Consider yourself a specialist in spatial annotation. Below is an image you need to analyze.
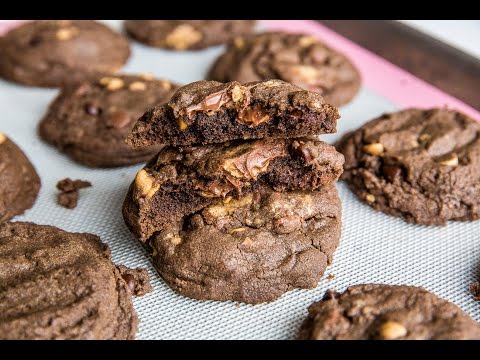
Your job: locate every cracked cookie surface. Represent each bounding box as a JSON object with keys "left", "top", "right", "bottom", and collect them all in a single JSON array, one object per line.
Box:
[
  {"left": 122, "top": 137, "right": 344, "bottom": 242},
  {"left": 0, "top": 222, "right": 150, "bottom": 339},
  {"left": 208, "top": 32, "right": 361, "bottom": 107},
  {"left": 336, "top": 108, "right": 480, "bottom": 225},
  {"left": 150, "top": 184, "right": 341, "bottom": 304},
  {"left": 124, "top": 20, "right": 256, "bottom": 50},
  {"left": 0, "top": 20, "right": 130, "bottom": 87},
  {"left": 127, "top": 79, "right": 339, "bottom": 147},
  {"left": 39, "top": 74, "right": 177, "bottom": 167},
  {"left": 299, "top": 284, "right": 480, "bottom": 340},
  {"left": 0, "top": 133, "right": 40, "bottom": 222}
]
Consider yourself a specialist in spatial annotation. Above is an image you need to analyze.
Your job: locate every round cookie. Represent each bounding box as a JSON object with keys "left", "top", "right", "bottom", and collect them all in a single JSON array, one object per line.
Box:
[
  {"left": 39, "top": 74, "right": 178, "bottom": 167},
  {"left": 149, "top": 184, "right": 342, "bottom": 304},
  {"left": 0, "top": 133, "right": 40, "bottom": 222},
  {"left": 0, "top": 20, "right": 130, "bottom": 87},
  {"left": 0, "top": 222, "right": 150, "bottom": 340},
  {"left": 336, "top": 108, "right": 480, "bottom": 225},
  {"left": 299, "top": 284, "right": 480, "bottom": 340},
  {"left": 124, "top": 20, "right": 256, "bottom": 50},
  {"left": 208, "top": 32, "right": 361, "bottom": 107}
]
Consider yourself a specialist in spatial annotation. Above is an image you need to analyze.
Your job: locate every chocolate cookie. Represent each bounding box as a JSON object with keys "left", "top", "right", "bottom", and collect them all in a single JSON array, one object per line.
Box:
[
  {"left": 208, "top": 32, "right": 361, "bottom": 107},
  {"left": 39, "top": 74, "right": 177, "bottom": 167},
  {"left": 299, "top": 284, "right": 480, "bottom": 340},
  {"left": 0, "top": 222, "right": 151, "bottom": 340},
  {"left": 123, "top": 137, "right": 344, "bottom": 241},
  {"left": 337, "top": 108, "right": 480, "bottom": 225},
  {"left": 124, "top": 20, "right": 256, "bottom": 50},
  {"left": 0, "top": 20, "right": 130, "bottom": 87},
  {"left": 150, "top": 184, "right": 341, "bottom": 304},
  {"left": 0, "top": 133, "right": 40, "bottom": 222},
  {"left": 128, "top": 79, "right": 339, "bottom": 148}
]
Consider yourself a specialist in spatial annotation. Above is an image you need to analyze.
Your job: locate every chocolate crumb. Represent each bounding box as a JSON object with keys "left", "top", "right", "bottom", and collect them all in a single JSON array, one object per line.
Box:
[
  {"left": 56, "top": 178, "right": 92, "bottom": 209},
  {"left": 470, "top": 282, "right": 480, "bottom": 301},
  {"left": 117, "top": 265, "right": 153, "bottom": 296}
]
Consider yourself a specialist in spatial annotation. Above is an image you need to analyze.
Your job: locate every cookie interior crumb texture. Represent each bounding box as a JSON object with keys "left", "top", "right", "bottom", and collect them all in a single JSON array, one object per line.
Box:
[
  {"left": 128, "top": 79, "right": 339, "bottom": 148},
  {"left": 122, "top": 137, "right": 344, "bottom": 242}
]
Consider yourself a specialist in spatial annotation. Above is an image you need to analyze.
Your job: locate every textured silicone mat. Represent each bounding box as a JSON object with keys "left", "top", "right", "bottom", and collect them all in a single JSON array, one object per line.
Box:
[{"left": 0, "top": 20, "right": 479, "bottom": 340}]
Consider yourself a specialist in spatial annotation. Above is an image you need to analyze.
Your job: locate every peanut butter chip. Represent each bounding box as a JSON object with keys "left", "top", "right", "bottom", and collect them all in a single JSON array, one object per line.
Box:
[
  {"left": 439, "top": 153, "right": 459, "bottom": 166},
  {"left": 419, "top": 133, "right": 431, "bottom": 143},
  {"left": 363, "top": 143, "right": 384, "bottom": 156},
  {"left": 231, "top": 85, "right": 245, "bottom": 104},
  {"left": 298, "top": 36, "right": 318, "bottom": 47},
  {"left": 165, "top": 233, "right": 182, "bottom": 245},
  {"left": 165, "top": 24, "right": 202, "bottom": 50},
  {"left": 160, "top": 81, "right": 172, "bottom": 90},
  {"left": 378, "top": 321, "right": 407, "bottom": 340},
  {"left": 178, "top": 118, "right": 189, "bottom": 131},
  {"left": 229, "top": 227, "right": 247, "bottom": 234},
  {"left": 99, "top": 77, "right": 124, "bottom": 91},
  {"left": 56, "top": 27, "right": 79, "bottom": 41},
  {"left": 365, "top": 194, "right": 376, "bottom": 203},
  {"left": 135, "top": 169, "right": 160, "bottom": 199},
  {"left": 0, "top": 132, "right": 6, "bottom": 144},
  {"left": 139, "top": 73, "right": 154, "bottom": 81},
  {"left": 129, "top": 81, "right": 146, "bottom": 91},
  {"left": 233, "top": 37, "right": 245, "bottom": 48}
]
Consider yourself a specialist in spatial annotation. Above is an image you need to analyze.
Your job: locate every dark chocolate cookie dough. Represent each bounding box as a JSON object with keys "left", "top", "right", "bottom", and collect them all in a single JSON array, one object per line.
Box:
[
  {"left": 0, "top": 222, "right": 151, "bottom": 340},
  {"left": 336, "top": 108, "right": 480, "bottom": 225},
  {"left": 128, "top": 79, "right": 339, "bottom": 148},
  {"left": 0, "top": 133, "right": 40, "bottom": 222},
  {"left": 123, "top": 137, "right": 344, "bottom": 241},
  {"left": 150, "top": 184, "right": 341, "bottom": 304},
  {"left": 0, "top": 20, "right": 130, "bottom": 87},
  {"left": 39, "top": 74, "right": 177, "bottom": 167},
  {"left": 299, "top": 284, "right": 480, "bottom": 340},
  {"left": 208, "top": 32, "right": 361, "bottom": 107},
  {"left": 124, "top": 20, "right": 256, "bottom": 50}
]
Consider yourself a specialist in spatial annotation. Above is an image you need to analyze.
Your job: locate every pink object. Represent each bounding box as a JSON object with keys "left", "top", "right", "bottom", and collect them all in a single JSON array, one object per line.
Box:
[
  {"left": 1, "top": 20, "right": 479, "bottom": 120},
  {"left": 260, "top": 20, "right": 480, "bottom": 120}
]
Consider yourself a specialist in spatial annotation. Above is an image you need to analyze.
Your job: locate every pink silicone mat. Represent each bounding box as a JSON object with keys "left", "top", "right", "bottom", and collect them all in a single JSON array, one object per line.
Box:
[{"left": 0, "top": 20, "right": 478, "bottom": 340}]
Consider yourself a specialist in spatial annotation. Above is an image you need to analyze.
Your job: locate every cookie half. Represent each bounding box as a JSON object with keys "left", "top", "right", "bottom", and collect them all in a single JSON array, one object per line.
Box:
[
  {"left": 0, "top": 133, "right": 40, "bottom": 222},
  {"left": 0, "top": 222, "right": 151, "bottom": 340},
  {"left": 124, "top": 20, "right": 256, "bottom": 50},
  {"left": 299, "top": 284, "right": 480, "bottom": 340},
  {"left": 123, "top": 137, "right": 344, "bottom": 241},
  {"left": 128, "top": 79, "right": 339, "bottom": 147},
  {"left": 336, "top": 108, "right": 480, "bottom": 225},
  {"left": 39, "top": 74, "right": 178, "bottom": 168},
  {"left": 208, "top": 32, "right": 361, "bottom": 107},
  {"left": 0, "top": 20, "right": 130, "bottom": 87},
  {"left": 150, "top": 184, "right": 341, "bottom": 304}
]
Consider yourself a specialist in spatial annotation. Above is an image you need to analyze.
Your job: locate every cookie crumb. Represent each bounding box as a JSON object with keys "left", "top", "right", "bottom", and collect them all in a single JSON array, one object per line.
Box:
[
  {"left": 117, "top": 265, "right": 153, "bottom": 296},
  {"left": 327, "top": 273, "right": 336, "bottom": 281},
  {"left": 56, "top": 178, "right": 92, "bottom": 209},
  {"left": 470, "top": 282, "right": 480, "bottom": 300}
]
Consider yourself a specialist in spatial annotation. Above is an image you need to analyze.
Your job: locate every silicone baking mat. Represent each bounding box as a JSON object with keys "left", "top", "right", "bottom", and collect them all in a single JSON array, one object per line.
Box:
[{"left": 1, "top": 20, "right": 479, "bottom": 340}]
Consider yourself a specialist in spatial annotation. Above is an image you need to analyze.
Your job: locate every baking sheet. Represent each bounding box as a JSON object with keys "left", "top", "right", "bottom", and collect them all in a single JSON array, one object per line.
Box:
[{"left": 0, "top": 20, "right": 478, "bottom": 340}]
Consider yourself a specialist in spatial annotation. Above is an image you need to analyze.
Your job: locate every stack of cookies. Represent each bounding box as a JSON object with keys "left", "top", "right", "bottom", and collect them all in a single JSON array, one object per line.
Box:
[{"left": 122, "top": 79, "right": 345, "bottom": 304}]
